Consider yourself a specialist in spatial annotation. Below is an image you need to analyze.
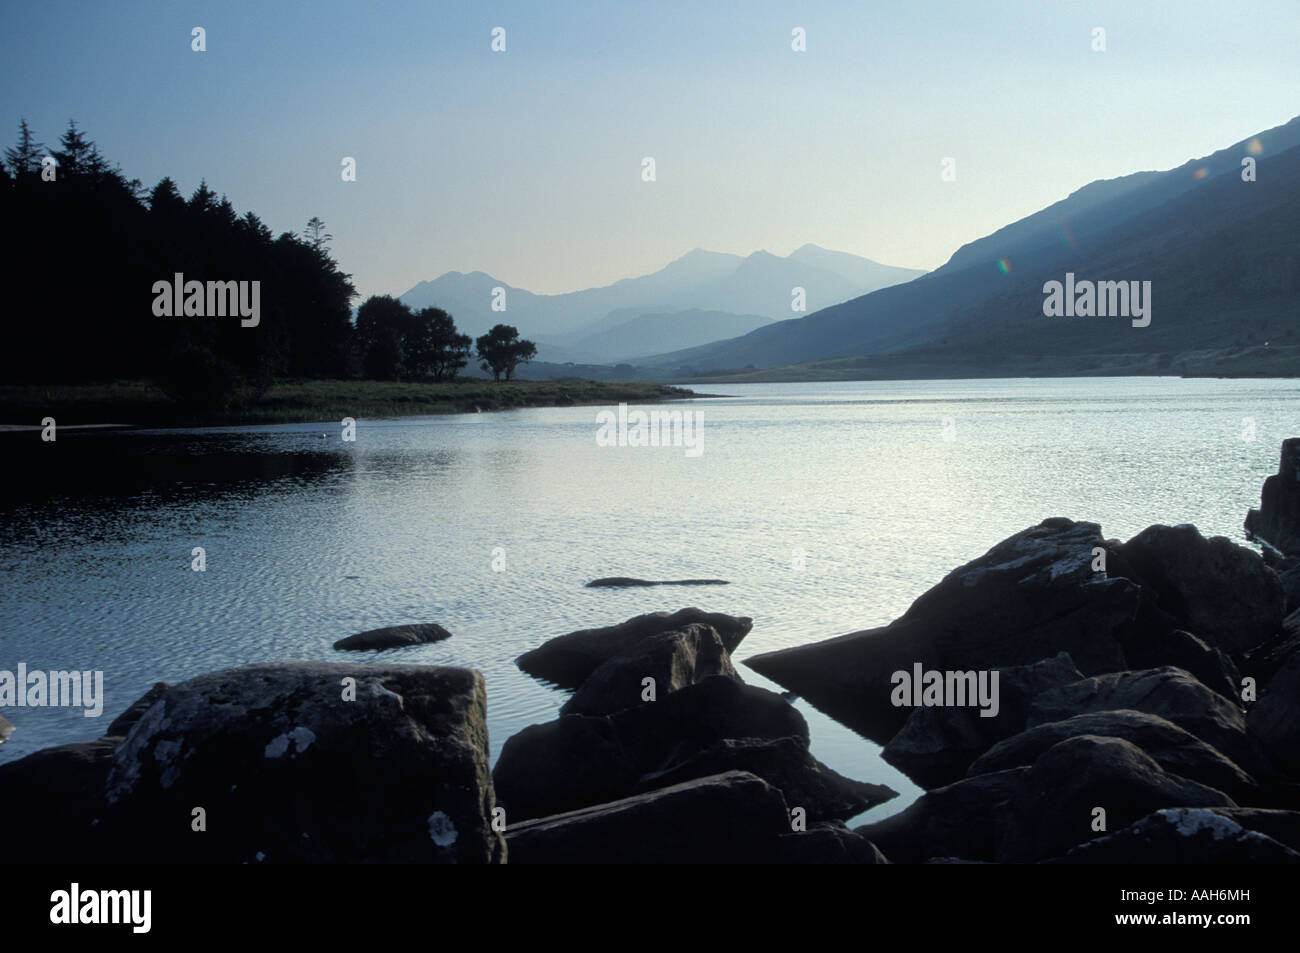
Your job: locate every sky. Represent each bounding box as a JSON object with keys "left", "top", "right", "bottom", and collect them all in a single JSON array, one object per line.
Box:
[{"left": 1, "top": 1, "right": 1296, "bottom": 300}]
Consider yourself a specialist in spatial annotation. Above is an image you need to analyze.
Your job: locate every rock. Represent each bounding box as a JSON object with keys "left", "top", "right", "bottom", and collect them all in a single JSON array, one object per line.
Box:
[
  {"left": 560, "top": 623, "right": 740, "bottom": 716},
  {"left": 1205, "top": 807, "right": 1300, "bottom": 853},
  {"left": 1118, "top": 524, "right": 1283, "bottom": 654},
  {"left": 504, "top": 771, "right": 794, "bottom": 864},
  {"left": 0, "top": 738, "right": 119, "bottom": 862},
  {"left": 1277, "top": 559, "right": 1300, "bottom": 614},
  {"left": 854, "top": 768, "right": 1029, "bottom": 864},
  {"left": 634, "top": 736, "right": 897, "bottom": 821},
  {"left": 105, "top": 681, "right": 171, "bottom": 737},
  {"left": 0, "top": 714, "right": 12, "bottom": 744},
  {"left": 1027, "top": 666, "right": 1265, "bottom": 777},
  {"left": 1245, "top": 437, "right": 1300, "bottom": 557},
  {"left": 494, "top": 675, "right": 809, "bottom": 821},
  {"left": 1053, "top": 808, "right": 1300, "bottom": 864},
  {"left": 586, "top": 577, "right": 729, "bottom": 587},
  {"left": 98, "top": 662, "right": 503, "bottom": 863},
  {"left": 745, "top": 519, "right": 1138, "bottom": 742},
  {"left": 1119, "top": 629, "right": 1241, "bottom": 702},
  {"left": 332, "top": 623, "right": 452, "bottom": 651},
  {"left": 967, "top": 710, "right": 1257, "bottom": 799},
  {"left": 1248, "top": 650, "right": 1300, "bottom": 777},
  {"left": 881, "top": 652, "right": 1083, "bottom": 788},
  {"left": 773, "top": 822, "right": 891, "bottom": 864},
  {"left": 517, "top": 608, "right": 752, "bottom": 689},
  {"left": 997, "top": 735, "right": 1236, "bottom": 863}
]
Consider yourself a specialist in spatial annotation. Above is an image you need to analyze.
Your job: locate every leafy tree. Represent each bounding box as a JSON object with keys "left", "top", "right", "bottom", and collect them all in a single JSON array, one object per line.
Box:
[
  {"left": 476, "top": 324, "right": 537, "bottom": 381},
  {"left": 355, "top": 295, "right": 415, "bottom": 379},
  {"left": 411, "top": 307, "right": 472, "bottom": 380}
]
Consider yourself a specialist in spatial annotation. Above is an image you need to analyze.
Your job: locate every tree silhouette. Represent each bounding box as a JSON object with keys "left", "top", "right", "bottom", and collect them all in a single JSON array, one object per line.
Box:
[{"left": 476, "top": 324, "right": 537, "bottom": 381}]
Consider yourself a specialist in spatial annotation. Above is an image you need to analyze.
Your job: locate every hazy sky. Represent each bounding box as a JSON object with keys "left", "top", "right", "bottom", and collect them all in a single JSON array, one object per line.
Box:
[{"left": 2, "top": 1, "right": 1296, "bottom": 299}]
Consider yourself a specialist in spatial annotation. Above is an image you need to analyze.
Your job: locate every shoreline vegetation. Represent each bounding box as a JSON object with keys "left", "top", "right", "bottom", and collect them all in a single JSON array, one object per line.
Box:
[{"left": 0, "top": 378, "right": 702, "bottom": 430}]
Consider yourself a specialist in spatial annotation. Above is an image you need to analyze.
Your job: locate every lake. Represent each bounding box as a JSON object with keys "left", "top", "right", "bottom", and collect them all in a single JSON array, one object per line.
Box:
[{"left": 2, "top": 376, "right": 1296, "bottom": 824}]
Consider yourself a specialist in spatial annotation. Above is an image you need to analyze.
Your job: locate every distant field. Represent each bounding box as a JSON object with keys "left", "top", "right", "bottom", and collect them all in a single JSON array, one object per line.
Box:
[{"left": 0, "top": 378, "right": 700, "bottom": 428}]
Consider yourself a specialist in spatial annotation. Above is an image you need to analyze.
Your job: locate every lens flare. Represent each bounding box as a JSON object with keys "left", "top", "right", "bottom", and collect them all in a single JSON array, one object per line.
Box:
[{"left": 997, "top": 258, "right": 1012, "bottom": 274}]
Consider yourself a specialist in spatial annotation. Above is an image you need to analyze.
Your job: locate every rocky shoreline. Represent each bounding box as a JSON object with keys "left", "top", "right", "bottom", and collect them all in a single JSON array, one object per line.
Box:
[{"left": 3, "top": 439, "right": 1299, "bottom": 864}]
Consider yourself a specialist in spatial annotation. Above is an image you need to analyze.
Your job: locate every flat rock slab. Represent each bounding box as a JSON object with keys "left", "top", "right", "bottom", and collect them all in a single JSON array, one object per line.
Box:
[
  {"left": 586, "top": 577, "right": 729, "bottom": 587},
  {"left": 517, "top": 607, "right": 752, "bottom": 689},
  {"left": 333, "top": 623, "right": 452, "bottom": 651}
]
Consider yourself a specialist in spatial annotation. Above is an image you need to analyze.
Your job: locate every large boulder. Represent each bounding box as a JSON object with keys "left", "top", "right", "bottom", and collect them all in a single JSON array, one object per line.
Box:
[
  {"left": 332, "top": 623, "right": 452, "bottom": 651},
  {"left": 881, "top": 652, "right": 1083, "bottom": 788},
  {"left": 997, "top": 735, "right": 1236, "bottom": 863},
  {"left": 1118, "top": 524, "right": 1284, "bottom": 654},
  {"left": 1248, "top": 650, "right": 1300, "bottom": 777},
  {"left": 1053, "top": 808, "right": 1300, "bottom": 864},
  {"left": 517, "top": 608, "right": 752, "bottom": 689},
  {"left": 854, "top": 768, "right": 1028, "bottom": 864},
  {"left": 504, "top": 771, "right": 789, "bottom": 863},
  {"left": 100, "top": 662, "right": 503, "bottom": 863},
  {"left": 560, "top": 623, "right": 740, "bottom": 716},
  {"left": 1027, "top": 666, "right": 1265, "bottom": 777},
  {"left": 1245, "top": 437, "right": 1300, "bottom": 557},
  {"left": 968, "top": 710, "right": 1257, "bottom": 800},
  {"left": 505, "top": 770, "right": 888, "bottom": 864},
  {"left": 1120, "top": 628, "right": 1241, "bottom": 702},
  {"left": 633, "top": 735, "right": 896, "bottom": 821},
  {"left": 493, "top": 675, "right": 811, "bottom": 821},
  {"left": 745, "top": 519, "right": 1139, "bottom": 742}
]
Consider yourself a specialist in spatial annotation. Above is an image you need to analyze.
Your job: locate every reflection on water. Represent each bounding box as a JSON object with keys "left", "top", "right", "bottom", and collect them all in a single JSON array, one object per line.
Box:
[{"left": 1, "top": 377, "right": 1297, "bottom": 822}]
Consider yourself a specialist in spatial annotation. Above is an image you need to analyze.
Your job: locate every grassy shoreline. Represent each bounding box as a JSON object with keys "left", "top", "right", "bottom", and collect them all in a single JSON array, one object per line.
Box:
[{"left": 0, "top": 378, "right": 703, "bottom": 429}]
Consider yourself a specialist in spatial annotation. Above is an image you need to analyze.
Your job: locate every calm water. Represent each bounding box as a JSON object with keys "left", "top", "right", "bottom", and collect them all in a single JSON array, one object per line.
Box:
[{"left": 2, "top": 377, "right": 1297, "bottom": 823}]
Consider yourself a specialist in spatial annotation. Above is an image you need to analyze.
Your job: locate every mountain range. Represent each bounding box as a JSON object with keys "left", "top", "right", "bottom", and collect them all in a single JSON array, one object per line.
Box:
[
  {"left": 633, "top": 116, "right": 1300, "bottom": 379},
  {"left": 397, "top": 245, "right": 926, "bottom": 364}
]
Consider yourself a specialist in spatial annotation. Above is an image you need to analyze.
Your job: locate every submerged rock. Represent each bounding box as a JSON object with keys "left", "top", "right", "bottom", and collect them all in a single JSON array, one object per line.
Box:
[
  {"left": 517, "top": 607, "right": 752, "bottom": 689},
  {"left": 332, "top": 622, "right": 452, "bottom": 651},
  {"left": 1245, "top": 437, "right": 1300, "bottom": 558},
  {"left": 586, "top": 577, "right": 729, "bottom": 587},
  {"left": 746, "top": 518, "right": 1138, "bottom": 742}
]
